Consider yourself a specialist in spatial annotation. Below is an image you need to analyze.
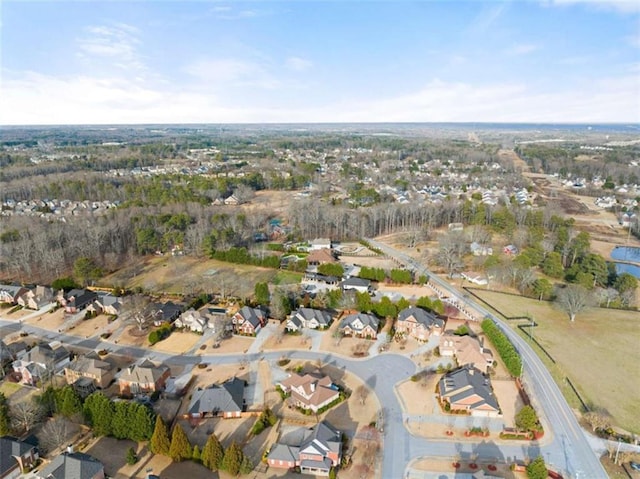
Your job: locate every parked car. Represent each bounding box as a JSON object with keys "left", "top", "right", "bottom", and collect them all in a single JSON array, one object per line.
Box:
[{"left": 630, "top": 461, "right": 640, "bottom": 471}]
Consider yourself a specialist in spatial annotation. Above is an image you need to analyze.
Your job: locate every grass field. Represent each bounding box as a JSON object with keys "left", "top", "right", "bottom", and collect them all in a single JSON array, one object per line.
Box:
[
  {"left": 471, "top": 289, "right": 640, "bottom": 434},
  {"left": 0, "top": 381, "right": 22, "bottom": 397}
]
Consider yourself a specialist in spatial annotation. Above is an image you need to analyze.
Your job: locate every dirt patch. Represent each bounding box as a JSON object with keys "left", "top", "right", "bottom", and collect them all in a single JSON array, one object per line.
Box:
[
  {"left": 24, "top": 308, "right": 67, "bottom": 330},
  {"left": 492, "top": 380, "right": 523, "bottom": 428},
  {"left": 262, "top": 327, "right": 315, "bottom": 351},
  {"left": 67, "top": 314, "right": 117, "bottom": 338},
  {"left": 152, "top": 331, "right": 201, "bottom": 354},
  {"left": 197, "top": 334, "right": 255, "bottom": 355},
  {"left": 376, "top": 283, "right": 432, "bottom": 299},
  {"left": 411, "top": 457, "right": 520, "bottom": 478}
]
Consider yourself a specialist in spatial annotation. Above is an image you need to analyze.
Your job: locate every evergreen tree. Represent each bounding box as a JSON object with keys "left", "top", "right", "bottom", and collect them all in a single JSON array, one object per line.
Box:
[
  {"left": 515, "top": 405, "right": 539, "bottom": 432},
  {"left": 126, "top": 447, "right": 138, "bottom": 465},
  {"left": 130, "top": 403, "right": 155, "bottom": 441},
  {"left": 57, "top": 386, "right": 82, "bottom": 418},
  {"left": 192, "top": 445, "right": 201, "bottom": 462},
  {"left": 526, "top": 456, "right": 547, "bottom": 479},
  {"left": 0, "top": 392, "right": 10, "bottom": 436},
  {"left": 37, "top": 387, "right": 58, "bottom": 417},
  {"left": 221, "top": 441, "right": 243, "bottom": 476},
  {"left": 149, "top": 416, "right": 171, "bottom": 456},
  {"left": 169, "top": 423, "right": 192, "bottom": 462},
  {"left": 112, "top": 401, "right": 131, "bottom": 439},
  {"left": 83, "top": 392, "right": 114, "bottom": 436},
  {"left": 239, "top": 454, "right": 253, "bottom": 474},
  {"left": 201, "top": 433, "right": 224, "bottom": 471}
]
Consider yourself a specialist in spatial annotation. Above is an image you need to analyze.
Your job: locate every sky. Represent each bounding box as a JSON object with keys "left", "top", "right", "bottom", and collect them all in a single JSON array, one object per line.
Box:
[{"left": 1, "top": 0, "right": 639, "bottom": 125}]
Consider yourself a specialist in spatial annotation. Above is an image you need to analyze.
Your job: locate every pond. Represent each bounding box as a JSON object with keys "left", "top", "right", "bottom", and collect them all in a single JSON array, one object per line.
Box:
[{"left": 611, "top": 246, "right": 640, "bottom": 262}]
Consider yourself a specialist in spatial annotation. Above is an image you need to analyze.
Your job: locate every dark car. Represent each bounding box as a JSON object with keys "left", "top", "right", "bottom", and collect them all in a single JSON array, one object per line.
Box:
[{"left": 630, "top": 461, "right": 640, "bottom": 471}]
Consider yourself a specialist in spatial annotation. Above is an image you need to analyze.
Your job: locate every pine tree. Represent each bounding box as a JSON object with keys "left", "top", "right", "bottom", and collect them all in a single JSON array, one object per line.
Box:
[
  {"left": 149, "top": 416, "right": 171, "bottom": 456},
  {"left": 130, "top": 403, "right": 155, "bottom": 441},
  {"left": 169, "top": 423, "right": 192, "bottom": 462},
  {"left": 57, "top": 386, "right": 82, "bottom": 418},
  {"left": 526, "top": 456, "right": 547, "bottom": 479},
  {"left": 192, "top": 445, "right": 201, "bottom": 462},
  {"left": 83, "top": 392, "right": 114, "bottom": 436},
  {"left": 221, "top": 441, "right": 243, "bottom": 476},
  {"left": 201, "top": 433, "right": 224, "bottom": 471},
  {"left": 0, "top": 393, "right": 10, "bottom": 436},
  {"left": 112, "top": 401, "right": 131, "bottom": 439}
]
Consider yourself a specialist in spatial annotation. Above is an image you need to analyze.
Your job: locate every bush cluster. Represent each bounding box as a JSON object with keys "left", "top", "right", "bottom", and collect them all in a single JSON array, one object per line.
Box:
[
  {"left": 481, "top": 319, "right": 522, "bottom": 377},
  {"left": 210, "top": 247, "right": 280, "bottom": 268},
  {"left": 149, "top": 324, "right": 172, "bottom": 345}
]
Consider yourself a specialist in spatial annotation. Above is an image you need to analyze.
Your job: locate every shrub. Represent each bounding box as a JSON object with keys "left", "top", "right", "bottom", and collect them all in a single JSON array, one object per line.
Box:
[
  {"left": 481, "top": 319, "right": 522, "bottom": 377},
  {"left": 149, "top": 324, "right": 172, "bottom": 345},
  {"left": 126, "top": 447, "right": 138, "bottom": 465}
]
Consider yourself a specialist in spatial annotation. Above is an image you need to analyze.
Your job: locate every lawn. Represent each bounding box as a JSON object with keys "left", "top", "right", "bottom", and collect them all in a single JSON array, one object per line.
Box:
[
  {"left": 272, "top": 270, "right": 303, "bottom": 285},
  {"left": 471, "top": 289, "right": 640, "bottom": 434},
  {"left": 0, "top": 381, "right": 22, "bottom": 397}
]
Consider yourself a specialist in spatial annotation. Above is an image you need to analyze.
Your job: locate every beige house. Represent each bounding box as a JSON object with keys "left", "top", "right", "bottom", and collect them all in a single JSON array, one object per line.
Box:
[
  {"left": 17, "top": 285, "right": 54, "bottom": 310},
  {"left": 118, "top": 359, "right": 170, "bottom": 397},
  {"left": 277, "top": 372, "right": 340, "bottom": 413},
  {"left": 65, "top": 353, "right": 115, "bottom": 389},
  {"left": 439, "top": 333, "right": 494, "bottom": 373},
  {"left": 395, "top": 306, "right": 445, "bottom": 341}
]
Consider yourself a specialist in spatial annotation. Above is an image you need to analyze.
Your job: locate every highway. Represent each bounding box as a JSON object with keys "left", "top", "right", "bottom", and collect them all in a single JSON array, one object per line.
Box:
[{"left": 366, "top": 238, "right": 609, "bottom": 478}]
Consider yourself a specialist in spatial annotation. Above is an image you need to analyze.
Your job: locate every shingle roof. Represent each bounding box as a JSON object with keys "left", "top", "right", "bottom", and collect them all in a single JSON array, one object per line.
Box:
[
  {"left": 37, "top": 452, "right": 104, "bottom": 479},
  {"left": 339, "top": 313, "right": 379, "bottom": 333},
  {"left": 235, "top": 306, "right": 266, "bottom": 328},
  {"left": 293, "top": 308, "right": 333, "bottom": 327},
  {"left": 397, "top": 307, "right": 444, "bottom": 329},
  {"left": 438, "top": 366, "right": 499, "bottom": 412},
  {"left": 188, "top": 377, "right": 245, "bottom": 415},
  {"left": 119, "top": 360, "right": 169, "bottom": 385},
  {"left": 67, "top": 356, "right": 112, "bottom": 376},
  {"left": 0, "top": 436, "right": 36, "bottom": 477}
]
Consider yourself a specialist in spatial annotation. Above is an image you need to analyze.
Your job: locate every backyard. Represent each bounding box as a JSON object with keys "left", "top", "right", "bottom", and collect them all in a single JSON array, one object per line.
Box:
[{"left": 470, "top": 289, "right": 640, "bottom": 434}]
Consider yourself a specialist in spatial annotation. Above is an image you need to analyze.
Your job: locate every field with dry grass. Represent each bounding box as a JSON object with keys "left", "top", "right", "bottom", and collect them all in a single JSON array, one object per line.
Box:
[{"left": 471, "top": 289, "right": 640, "bottom": 434}]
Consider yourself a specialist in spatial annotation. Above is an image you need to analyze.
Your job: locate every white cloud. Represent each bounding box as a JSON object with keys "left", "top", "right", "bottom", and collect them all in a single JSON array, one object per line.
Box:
[
  {"left": 505, "top": 44, "right": 539, "bottom": 56},
  {"left": 627, "top": 34, "right": 640, "bottom": 48},
  {"left": 1, "top": 69, "right": 638, "bottom": 125},
  {"left": 285, "top": 57, "right": 313, "bottom": 72},
  {"left": 77, "top": 23, "right": 144, "bottom": 71},
  {"left": 185, "top": 58, "right": 281, "bottom": 89}
]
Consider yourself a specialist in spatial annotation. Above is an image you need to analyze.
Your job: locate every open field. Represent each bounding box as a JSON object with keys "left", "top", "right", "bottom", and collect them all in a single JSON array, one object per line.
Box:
[
  {"left": 471, "top": 289, "right": 640, "bottom": 434},
  {"left": 152, "top": 331, "right": 201, "bottom": 354},
  {"left": 67, "top": 314, "right": 116, "bottom": 338},
  {"left": 24, "top": 308, "right": 67, "bottom": 330},
  {"left": 0, "top": 381, "right": 22, "bottom": 397}
]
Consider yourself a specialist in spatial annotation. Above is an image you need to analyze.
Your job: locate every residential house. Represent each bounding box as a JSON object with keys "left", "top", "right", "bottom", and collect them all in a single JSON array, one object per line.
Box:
[
  {"left": 469, "top": 242, "right": 493, "bottom": 257},
  {"left": 13, "top": 342, "right": 71, "bottom": 386},
  {"left": 174, "top": 309, "right": 211, "bottom": 333},
  {"left": 0, "top": 436, "right": 39, "bottom": 479},
  {"left": 87, "top": 292, "right": 123, "bottom": 316},
  {"left": 302, "top": 273, "right": 340, "bottom": 288},
  {"left": 340, "top": 277, "right": 372, "bottom": 294},
  {"left": 60, "top": 289, "right": 98, "bottom": 313},
  {"left": 187, "top": 377, "right": 245, "bottom": 418},
  {"left": 65, "top": 352, "right": 115, "bottom": 389},
  {"left": 339, "top": 313, "right": 379, "bottom": 339},
  {"left": 306, "top": 248, "right": 337, "bottom": 268},
  {"left": 118, "top": 359, "right": 170, "bottom": 397},
  {"left": 437, "top": 366, "right": 501, "bottom": 417},
  {"left": 395, "top": 307, "right": 445, "bottom": 341},
  {"left": 502, "top": 245, "right": 518, "bottom": 256},
  {"left": 37, "top": 450, "right": 105, "bottom": 479},
  {"left": 0, "top": 285, "right": 28, "bottom": 305},
  {"left": 309, "top": 238, "right": 332, "bottom": 251},
  {"left": 286, "top": 308, "right": 334, "bottom": 332},
  {"left": 17, "top": 285, "right": 54, "bottom": 310},
  {"left": 267, "top": 421, "right": 342, "bottom": 476},
  {"left": 232, "top": 306, "right": 267, "bottom": 335},
  {"left": 277, "top": 372, "right": 339, "bottom": 413},
  {"left": 439, "top": 334, "right": 494, "bottom": 373},
  {"left": 150, "top": 301, "right": 184, "bottom": 327}
]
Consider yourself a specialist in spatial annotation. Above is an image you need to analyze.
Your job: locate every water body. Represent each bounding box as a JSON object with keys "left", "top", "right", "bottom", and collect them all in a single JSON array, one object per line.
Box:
[{"left": 610, "top": 246, "right": 640, "bottom": 278}]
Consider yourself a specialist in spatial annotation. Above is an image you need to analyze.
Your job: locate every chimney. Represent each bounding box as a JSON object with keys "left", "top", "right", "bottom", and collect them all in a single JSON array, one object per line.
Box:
[
  {"left": 66, "top": 444, "right": 74, "bottom": 454},
  {"left": 469, "top": 368, "right": 474, "bottom": 376}
]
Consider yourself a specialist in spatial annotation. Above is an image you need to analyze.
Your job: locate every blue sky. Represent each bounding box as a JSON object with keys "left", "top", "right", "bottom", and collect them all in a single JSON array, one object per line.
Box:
[{"left": 1, "top": 0, "right": 639, "bottom": 124}]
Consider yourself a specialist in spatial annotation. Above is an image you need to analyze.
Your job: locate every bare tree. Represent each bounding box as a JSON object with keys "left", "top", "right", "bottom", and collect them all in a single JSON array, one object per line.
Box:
[
  {"left": 583, "top": 410, "right": 611, "bottom": 432},
  {"left": 332, "top": 328, "right": 344, "bottom": 346},
  {"left": 598, "top": 288, "right": 619, "bottom": 308},
  {"left": 356, "top": 384, "right": 369, "bottom": 405},
  {"left": 434, "top": 231, "right": 465, "bottom": 278},
  {"left": 121, "top": 294, "right": 153, "bottom": 332},
  {"left": 39, "top": 416, "right": 78, "bottom": 454},
  {"left": 555, "top": 284, "right": 593, "bottom": 322},
  {"left": 11, "top": 399, "right": 44, "bottom": 433}
]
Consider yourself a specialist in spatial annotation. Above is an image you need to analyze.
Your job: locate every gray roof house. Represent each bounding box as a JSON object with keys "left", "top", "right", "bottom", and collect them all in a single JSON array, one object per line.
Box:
[
  {"left": 267, "top": 421, "right": 342, "bottom": 476},
  {"left": 37, "top": 451, "right": 105, "bottom": 479},
  {"left": 437, "top": 366, "right": 501, "bottom": 417},
  {"left": 340, "top": 277, "right": 371, "bottom": 293},
  {"left": 13, "top": 342, "right": 71, "bottom": 386},
  {"left": 0, "top": 284, "right": 28, "bottom": 304},
  {"left": 0, "top": 436, "right": 39, "bottom": 479},
  {"left": 286, "top": 308, "right": 334, "bottom": 332},
  {"left": 187, "top": 377, "right": 246, "bottom": 418},
  {"left": 339, "top": 313, "right": 379, "bottom": 339},
  {"left": 232, "top": 306, "right": 267, "bottom": 335}
]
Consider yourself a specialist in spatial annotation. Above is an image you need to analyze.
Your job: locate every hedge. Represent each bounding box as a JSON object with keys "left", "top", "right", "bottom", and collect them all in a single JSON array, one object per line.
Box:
[
  {"left": 481, "top": 319, "right": 522, "bottom": 377},
  {"left": 210, "top": 247, "right": 280, "bottom": 269}
]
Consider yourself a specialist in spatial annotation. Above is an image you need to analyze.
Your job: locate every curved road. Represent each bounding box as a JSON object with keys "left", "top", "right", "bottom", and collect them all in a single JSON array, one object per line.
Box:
[{"left": 366, "top": 238, "right": 608, "bottom": 478}]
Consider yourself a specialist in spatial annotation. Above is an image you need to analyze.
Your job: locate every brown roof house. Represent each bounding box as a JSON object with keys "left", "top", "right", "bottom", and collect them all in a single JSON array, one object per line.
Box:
[
  {"left": 17, "top": 285, "right": 54, "bottom": 310},
  {"left": 118, "top": 359, "right": 170, "bottom": 397},
  {"left": 277, "top": 372, "right": 340, "bottom": 413},
  {"left": 232, "top": 306, "right": 267, "bottom": 335},
  {"left": 267, "top": 421, "right": 342, "bottom": 476},
  {"left": 65, "top": 352, "right": 115, "bottom": 390},
  {"left": 437, "top": 366, "right": 501, "bottom": 417},
  {"left": 339, "top": 312, "right": 379, "bottom": 339},
  {"left": 60, "top": 289, "right": 98, "bottom": 313},
  {"left": 0, "top": 285, "right": 28, "bottom": 305},
  {"left": 187, "top": 377, "right": 245, "bottom": 419},
  {"left": 0, "top": 436, "right": 39, "bottom": 478},
  {"left": 306, "top": 248, "right": 337, "bottom": 271},
  {"left": 395, "top": 306, "right": 445, "bottom": 341},
  {"left": 439, "top": 333, "right": 494, "bottom": 373},
  {"left": 36, "top": 447, "right": 104, "bottom": 479}
]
